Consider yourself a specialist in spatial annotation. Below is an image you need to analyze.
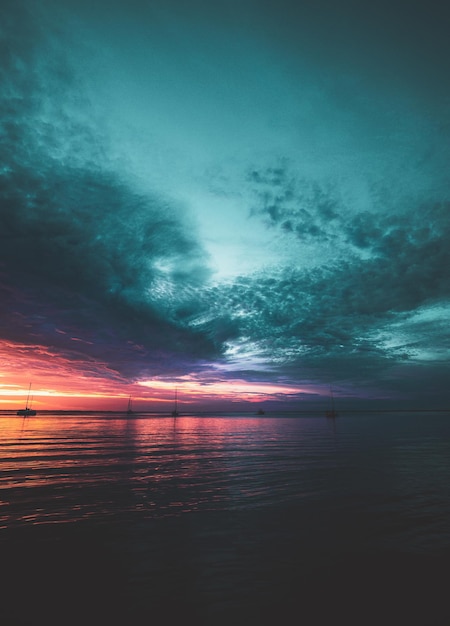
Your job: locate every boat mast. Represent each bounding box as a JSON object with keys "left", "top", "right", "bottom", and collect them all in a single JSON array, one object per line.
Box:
[
  {"left": 171, "top": 387, "right": 179, "bottom": 417},
  {"left": 126, "top": 395, "right": 134, "bottom": 414},
  {"left": 25, "top": 382, "right": 32, "bottom": 410}
]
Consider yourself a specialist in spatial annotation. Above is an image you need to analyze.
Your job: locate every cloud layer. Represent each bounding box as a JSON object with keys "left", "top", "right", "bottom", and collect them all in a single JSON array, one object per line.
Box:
[{"left": 2, "top": 0, "right": 450, "bottom": 407}]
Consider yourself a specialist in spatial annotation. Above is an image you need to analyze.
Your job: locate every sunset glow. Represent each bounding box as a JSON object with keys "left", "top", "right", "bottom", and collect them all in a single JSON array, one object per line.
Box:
[{"left": 2, "top": 361, "right": 317, "bottom": 414}]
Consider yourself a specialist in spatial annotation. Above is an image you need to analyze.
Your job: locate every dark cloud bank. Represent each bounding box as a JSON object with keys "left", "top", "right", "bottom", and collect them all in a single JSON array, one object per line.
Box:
[{"left": 0, "top": 1, "right": 217, "bottom": 380}]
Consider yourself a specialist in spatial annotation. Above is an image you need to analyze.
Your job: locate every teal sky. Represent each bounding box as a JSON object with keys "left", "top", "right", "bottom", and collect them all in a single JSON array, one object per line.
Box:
[{"left": 1, "top": 0, "right": 450, "bottom": 409}]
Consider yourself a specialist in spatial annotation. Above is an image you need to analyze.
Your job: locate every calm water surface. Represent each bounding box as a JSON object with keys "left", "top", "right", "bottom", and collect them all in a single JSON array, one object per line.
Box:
[{"left": 1, "top": 412, "right": 450, "bottom": 625}]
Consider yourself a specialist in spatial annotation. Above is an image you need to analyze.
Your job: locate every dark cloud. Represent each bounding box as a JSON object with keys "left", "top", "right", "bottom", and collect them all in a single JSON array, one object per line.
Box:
[
  {"left": 0, "top": 2, "right": 220, "bottom": 380},
  {"left": 248, "top": 166, "right": 342, "bottom": 243},
  {"left": 198, "top": 194, "right": 450, "bottom": 392}
]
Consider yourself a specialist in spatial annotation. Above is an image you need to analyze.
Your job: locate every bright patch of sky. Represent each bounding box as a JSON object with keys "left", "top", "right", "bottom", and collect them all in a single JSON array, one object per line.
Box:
[{"left": 372, "top": 303, "right": 450, "bottom": 362}]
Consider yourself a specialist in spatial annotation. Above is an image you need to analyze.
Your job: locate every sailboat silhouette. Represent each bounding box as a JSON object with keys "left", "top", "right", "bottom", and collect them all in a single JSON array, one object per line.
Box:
[
  {"left": 126, "top": 395, "right": 134, "bottom": 415},
  {"left": 17, "top": 383, "right": 37, "bottom": 416},
  {"left": 171, "top": 388, "right": 179, "bottom": 417},
  {"left": 325, "top": 387, "right": 338, "bottom": 418}
]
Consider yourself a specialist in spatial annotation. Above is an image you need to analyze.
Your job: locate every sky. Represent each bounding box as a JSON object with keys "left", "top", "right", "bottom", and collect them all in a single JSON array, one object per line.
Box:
[{"left": 1, "top": 0, "right": 450, "bottom": 412}]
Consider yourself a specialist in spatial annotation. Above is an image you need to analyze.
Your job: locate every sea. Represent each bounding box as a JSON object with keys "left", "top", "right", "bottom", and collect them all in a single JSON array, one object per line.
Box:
[{"left": 1, "top": 411, "right": 450, "bottom": 626}]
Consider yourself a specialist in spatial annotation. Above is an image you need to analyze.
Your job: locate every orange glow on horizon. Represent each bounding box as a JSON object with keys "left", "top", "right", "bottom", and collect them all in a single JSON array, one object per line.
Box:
[{"left": 0, "top": 340, "right": 323, "bottom": 411}]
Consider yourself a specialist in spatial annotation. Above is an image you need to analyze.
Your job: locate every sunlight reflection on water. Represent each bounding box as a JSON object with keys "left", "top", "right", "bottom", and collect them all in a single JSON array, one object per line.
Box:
[
  {"left": 1, "top": 412, "right": 450, "bottom": 553},
  {"left": 2, "top": 413, "right": 450, "bottom": 625}
]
